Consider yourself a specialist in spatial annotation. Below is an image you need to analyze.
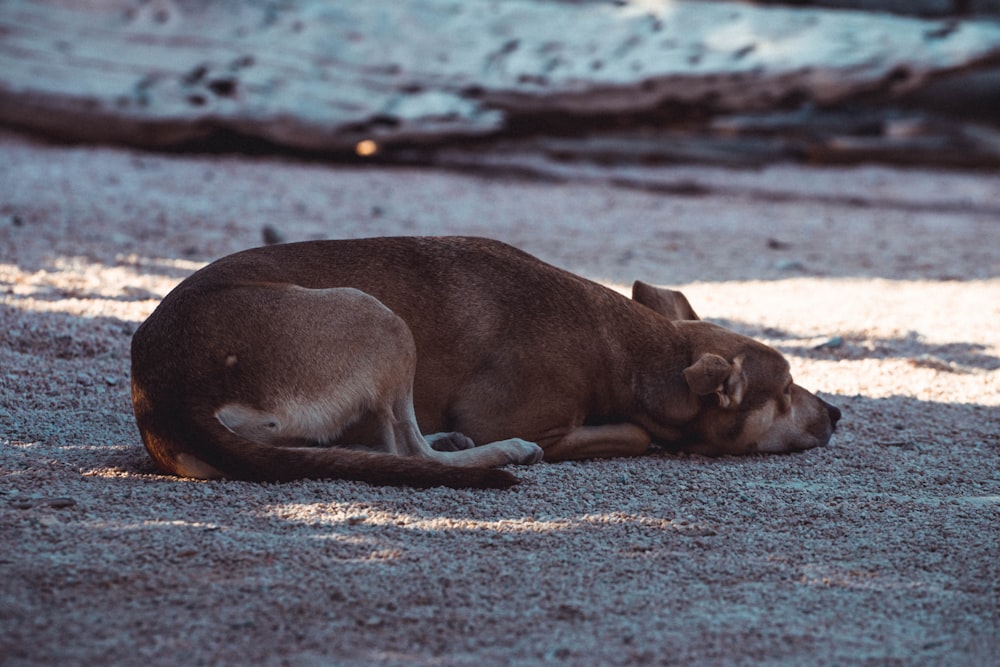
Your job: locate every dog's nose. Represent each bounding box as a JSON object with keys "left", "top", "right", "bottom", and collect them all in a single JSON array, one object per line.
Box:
[{"left": 825, "top": 402, "right": 842, "bottom": 429}]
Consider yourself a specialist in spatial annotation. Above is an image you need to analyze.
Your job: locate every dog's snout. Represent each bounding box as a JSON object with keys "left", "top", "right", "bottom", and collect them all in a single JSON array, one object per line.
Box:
[{"left": 825, "top": 401, "right": 842, "bottom": 429}]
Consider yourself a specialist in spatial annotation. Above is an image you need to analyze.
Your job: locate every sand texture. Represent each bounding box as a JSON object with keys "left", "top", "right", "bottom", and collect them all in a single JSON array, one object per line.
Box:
[{"left": 1, "top": 129, "right": 998, "bottom": 665}]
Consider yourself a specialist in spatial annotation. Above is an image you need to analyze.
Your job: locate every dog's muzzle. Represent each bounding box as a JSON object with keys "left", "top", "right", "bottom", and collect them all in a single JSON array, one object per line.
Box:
[{"left": 823, "top": 400, "right": 842, "bottom": 430}]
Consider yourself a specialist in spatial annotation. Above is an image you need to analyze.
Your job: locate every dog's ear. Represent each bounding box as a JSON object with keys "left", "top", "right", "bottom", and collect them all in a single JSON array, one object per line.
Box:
[
  {"left": 683, "top": 354, "right": 746, "bottom": 408},
  {"left": 632, "top": 281, "right": 700, "bottom": 321}
]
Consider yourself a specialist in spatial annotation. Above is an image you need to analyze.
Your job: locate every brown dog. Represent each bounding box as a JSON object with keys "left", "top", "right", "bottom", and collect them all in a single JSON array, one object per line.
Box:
[{"left": 131, "top": 236, "right": 840, "bottom": 488}]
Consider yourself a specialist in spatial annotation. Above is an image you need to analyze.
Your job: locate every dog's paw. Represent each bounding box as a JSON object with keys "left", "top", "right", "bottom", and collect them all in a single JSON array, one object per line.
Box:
[
  {"left": 505, "top": 439, "right": 544, "bottom": 466},
  {"left": 426, "top": 432, "right": 477, "bottom": 452}
]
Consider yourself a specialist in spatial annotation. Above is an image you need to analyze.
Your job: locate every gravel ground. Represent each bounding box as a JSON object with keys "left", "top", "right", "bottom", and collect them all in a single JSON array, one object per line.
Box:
[{"left": 1, "top": 129, "right": 998, "bottom": 666}]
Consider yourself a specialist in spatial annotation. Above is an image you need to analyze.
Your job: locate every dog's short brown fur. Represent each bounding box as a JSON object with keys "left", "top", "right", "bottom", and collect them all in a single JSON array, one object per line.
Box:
[{"left": 131, "top": 236, "right": 840, "bottom": 488}]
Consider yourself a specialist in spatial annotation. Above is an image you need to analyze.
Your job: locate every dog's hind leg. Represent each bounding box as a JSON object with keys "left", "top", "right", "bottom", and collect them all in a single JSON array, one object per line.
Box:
[
  {"left": 211, "top": 286, "right": 416, "bottom": 453},
  {"left": 383, "top": 389, "right": 543, "bottom": 467},
  {"left": 213, "top": 284, "right": 541, "bottom": 470}
]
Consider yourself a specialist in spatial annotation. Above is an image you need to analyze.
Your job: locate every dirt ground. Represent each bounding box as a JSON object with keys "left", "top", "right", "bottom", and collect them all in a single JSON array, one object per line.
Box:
[{"left": 1, "top": 128, "right": 998, "bottom": 666}]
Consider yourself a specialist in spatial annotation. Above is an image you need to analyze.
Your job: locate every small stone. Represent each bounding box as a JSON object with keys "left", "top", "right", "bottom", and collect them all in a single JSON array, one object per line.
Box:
[
  {"left": 262, "top": 224, "right": 286, "bottom": 245},
  {"left": 347, "top": 514, "right": 369, "bottom": 525},
  {"left": 104, "top": 375, "right": 119, "bottom": 386},
  {"left": 775, "top": 259, "right": 806, "bottom": 272},
  {"left": 814, "top": 335, "right": 844, "bottom": 350}
]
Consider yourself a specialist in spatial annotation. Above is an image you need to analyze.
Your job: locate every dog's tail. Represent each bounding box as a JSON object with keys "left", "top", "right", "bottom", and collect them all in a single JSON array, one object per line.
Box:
[
  {"left": 220, "top": 440, "right": 522, "bottom": 489},
  {"left": 138, "top": 417, "right": 520, "bottom": 489}
]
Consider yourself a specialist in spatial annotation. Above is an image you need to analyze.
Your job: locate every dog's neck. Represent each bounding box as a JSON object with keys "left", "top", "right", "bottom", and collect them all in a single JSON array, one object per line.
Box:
[{"left": 594, "top": 304, "right": 702, "bottom": 434}]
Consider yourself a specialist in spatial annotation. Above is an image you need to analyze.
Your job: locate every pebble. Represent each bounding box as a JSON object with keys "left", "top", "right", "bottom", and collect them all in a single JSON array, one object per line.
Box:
[
  {"left": 775, "top": 258, "right": 806, "bottom": 272},
  {"left": 815, "top": 335, "right": 844, "bottom": 350},
  {"left": 261, "top": 224, "right": 286, "bottom": 245}
]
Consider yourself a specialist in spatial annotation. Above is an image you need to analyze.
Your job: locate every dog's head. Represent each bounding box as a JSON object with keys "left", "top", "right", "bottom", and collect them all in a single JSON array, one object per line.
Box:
[
  {"left": 632, "top": 283, "right": 841, "bottom": 456},
  {"left": 668, "top": 322, "right": 841, "bottom": 455}
]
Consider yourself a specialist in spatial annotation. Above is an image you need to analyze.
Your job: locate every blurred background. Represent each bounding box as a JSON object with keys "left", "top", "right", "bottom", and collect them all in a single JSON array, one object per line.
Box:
[{"left": 1, "top": 0, "right": 998, "bottom": 171}]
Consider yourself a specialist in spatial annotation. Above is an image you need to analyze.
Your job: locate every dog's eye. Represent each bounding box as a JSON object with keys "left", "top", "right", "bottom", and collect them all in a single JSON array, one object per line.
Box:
[{"left": 783, "top": 382, "right": 793, "bottom": 395}]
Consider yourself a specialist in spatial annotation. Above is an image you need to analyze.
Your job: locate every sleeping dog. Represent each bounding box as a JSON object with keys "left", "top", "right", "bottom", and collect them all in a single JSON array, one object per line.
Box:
[{"left": 131, "top": 236, "right": 840, "bottom": 488}]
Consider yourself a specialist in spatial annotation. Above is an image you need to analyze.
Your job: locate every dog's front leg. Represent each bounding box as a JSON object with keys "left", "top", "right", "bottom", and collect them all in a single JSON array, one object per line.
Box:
[
  {"left": 541, "top": 423, "right": 652, "bottom": 462},
  {"left": 424, "top": 432, "right": 477, "bottom": 452}
]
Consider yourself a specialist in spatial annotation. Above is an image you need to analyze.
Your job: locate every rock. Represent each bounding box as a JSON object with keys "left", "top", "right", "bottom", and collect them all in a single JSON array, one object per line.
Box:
[
  {"left": 815, "top": 335, "right": 845, "bottom": 350},
  {"left": 775, "top": 259, "right": 807, "bottom": 272},
  {"left": 1, "top": 1, "right": 999, "bottom": 152},
  {"left": 261, "top": 225, "right": 286, "bottom": 245}
]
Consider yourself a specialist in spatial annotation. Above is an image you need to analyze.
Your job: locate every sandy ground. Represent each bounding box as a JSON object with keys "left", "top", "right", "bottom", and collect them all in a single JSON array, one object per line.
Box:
[{"left": 1, "top": 128, "right": 998, "bottom": 666}]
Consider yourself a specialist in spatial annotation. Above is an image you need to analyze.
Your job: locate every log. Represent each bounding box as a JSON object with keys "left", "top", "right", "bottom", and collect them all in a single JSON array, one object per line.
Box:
[{"left": 1, "top": 0, "right": 999, "bottom": 152}]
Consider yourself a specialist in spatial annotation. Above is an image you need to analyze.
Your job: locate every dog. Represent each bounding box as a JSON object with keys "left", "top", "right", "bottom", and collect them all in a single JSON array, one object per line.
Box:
[{"left": 131, "top": 236, "right": 841, "bottom": 488}]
